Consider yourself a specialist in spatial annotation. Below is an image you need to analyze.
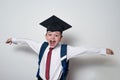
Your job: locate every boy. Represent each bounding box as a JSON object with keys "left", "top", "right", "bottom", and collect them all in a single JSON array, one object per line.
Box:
[{"left": 6, "top": 15, "right": 113, "bottom": 80}]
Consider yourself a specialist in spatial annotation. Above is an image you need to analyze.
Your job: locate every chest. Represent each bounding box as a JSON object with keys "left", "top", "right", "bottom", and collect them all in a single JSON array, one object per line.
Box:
[{"left": 43, "top": 48, "right": 61, "bottom": 64}]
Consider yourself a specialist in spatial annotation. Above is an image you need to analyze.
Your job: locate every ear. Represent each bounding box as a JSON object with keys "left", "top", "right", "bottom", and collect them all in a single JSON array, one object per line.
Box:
[
  {"left": 45, "top": 33, "right": 47, "bottom": 40},
  {"left": 60, "top": 36, "right": 63, "bottom": 41}
]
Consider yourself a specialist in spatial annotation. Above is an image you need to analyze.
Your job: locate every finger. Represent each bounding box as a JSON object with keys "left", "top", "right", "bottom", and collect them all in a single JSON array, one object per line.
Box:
[
  {"left": 6, "top": 39, "right": 12, "bottom": 44},
  {"left": 6, "top": 40, "right": 10, "bottom": 44}
]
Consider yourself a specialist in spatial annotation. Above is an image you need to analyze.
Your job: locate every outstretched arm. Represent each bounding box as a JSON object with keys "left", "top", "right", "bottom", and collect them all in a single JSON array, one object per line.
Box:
[
  {"left": 6, "top": 38, "right": 41, "bottom": 54},
  {"left": 67, "top": 46, "right": 114, "bottom": 59}
]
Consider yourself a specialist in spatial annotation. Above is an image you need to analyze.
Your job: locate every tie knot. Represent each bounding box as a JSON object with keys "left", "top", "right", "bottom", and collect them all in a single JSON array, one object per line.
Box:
[{"left": 49, "top": 48, "right": 53, "bottom": 51}]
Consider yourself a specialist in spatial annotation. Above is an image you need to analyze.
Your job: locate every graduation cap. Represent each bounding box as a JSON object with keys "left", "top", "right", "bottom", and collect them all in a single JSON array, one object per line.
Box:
[{"left": 40, "top": 15, "right": 72, "bottom": 33}]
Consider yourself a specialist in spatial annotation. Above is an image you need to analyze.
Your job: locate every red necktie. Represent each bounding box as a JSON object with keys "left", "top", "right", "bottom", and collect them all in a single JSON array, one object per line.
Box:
[{"left": 45, "top": 48, "right": 53, "bottom": 80}]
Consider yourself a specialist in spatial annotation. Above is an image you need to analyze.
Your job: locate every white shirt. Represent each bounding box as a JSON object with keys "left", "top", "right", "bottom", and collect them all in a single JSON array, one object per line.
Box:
[{"left": 12, "top": 38, "right": 106, "bottom": 80}]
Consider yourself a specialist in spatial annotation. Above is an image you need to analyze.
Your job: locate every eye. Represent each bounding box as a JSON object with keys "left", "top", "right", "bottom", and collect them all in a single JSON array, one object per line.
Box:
[
  {"left": 47, "top": 33, "right": 52, "bottom": 36},
  {"left": 55, "top": 35, "right": 58, "bottom": 37},
  {"left": 55, "top": 34, "right": 60, "bottom": 37}
]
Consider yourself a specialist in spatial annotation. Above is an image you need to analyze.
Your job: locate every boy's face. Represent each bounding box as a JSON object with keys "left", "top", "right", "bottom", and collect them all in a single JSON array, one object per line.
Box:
[{"left": 45, "top": 31, "right": 63, "bottom": 48}]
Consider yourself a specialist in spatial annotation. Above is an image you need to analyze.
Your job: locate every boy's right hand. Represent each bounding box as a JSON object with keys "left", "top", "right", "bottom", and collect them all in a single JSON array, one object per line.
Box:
[{"left": 6, "top": 38, "right": 12, "bottom": 45}]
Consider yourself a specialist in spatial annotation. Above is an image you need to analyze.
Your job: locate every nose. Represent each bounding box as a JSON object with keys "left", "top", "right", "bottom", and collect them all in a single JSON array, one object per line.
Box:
[{"left": 51, "top": 35, "right": 55, "bottom": 39}]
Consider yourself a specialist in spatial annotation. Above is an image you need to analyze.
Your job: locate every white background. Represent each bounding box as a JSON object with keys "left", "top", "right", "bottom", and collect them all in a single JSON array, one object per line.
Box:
[{"left": 0, "top": 0, "right": 120, "bottom": 80}]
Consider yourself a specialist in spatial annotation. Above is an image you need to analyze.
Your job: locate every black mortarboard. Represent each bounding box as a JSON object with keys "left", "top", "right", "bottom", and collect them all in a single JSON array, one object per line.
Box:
[{"left": 40, "top": 15, "right": 72, "bottom": 33}]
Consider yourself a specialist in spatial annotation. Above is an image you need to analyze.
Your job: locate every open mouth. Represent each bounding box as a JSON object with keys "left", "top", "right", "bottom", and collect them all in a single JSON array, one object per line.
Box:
[{"left": 49, "top": 40, "right": 56, "bottom": 46}]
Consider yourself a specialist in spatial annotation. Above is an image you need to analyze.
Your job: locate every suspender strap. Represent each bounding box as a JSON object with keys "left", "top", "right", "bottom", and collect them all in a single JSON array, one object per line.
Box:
[
  {"left": 60, "top": 44, "right": 68, "bottom": 80},
  {"left": 36, "top": 42, "right": 48, "bottom": 77}
]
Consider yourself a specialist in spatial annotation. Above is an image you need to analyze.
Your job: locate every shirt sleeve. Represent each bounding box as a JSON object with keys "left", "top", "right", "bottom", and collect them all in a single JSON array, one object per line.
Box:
[
  {"left": 12, "top": 38, "right": 41, "bottom": 54},
  {"left": 67, "top": 45, "right": 107, "bottom": 59}
]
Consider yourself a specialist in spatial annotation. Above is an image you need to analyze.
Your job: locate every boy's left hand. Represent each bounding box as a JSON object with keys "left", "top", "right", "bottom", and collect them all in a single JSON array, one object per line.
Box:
[{"left": 106, "top": 48, "right": 114, "bottom": 55}]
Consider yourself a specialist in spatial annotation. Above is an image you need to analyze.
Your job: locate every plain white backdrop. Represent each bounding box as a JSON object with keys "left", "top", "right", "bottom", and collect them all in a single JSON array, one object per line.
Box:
[{"left": 0, "top": 0, "right": 120, "bottom": 80}]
